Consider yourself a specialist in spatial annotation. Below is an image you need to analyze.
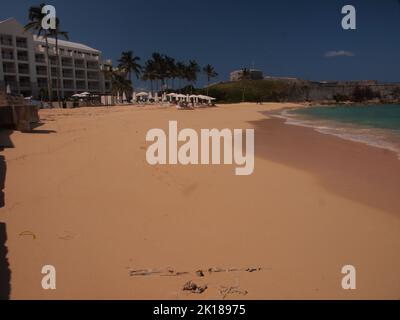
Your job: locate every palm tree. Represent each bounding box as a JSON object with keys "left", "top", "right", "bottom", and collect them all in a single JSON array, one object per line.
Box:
[
  {"left": 150, "top": 52, "right": 166, "bottom": 91},
  {"left": 141, "top": 60, "right": 157, "bottom": 92},
  {"left": 187, "top": 60, "right": 200, "bottom": 94},
  {"left": 203, "top": 64, "right": 218, "bottom": 96},
  {"left": 240, "top": 68, "right": 251, "bottom": 102},
  {"left": 176, "top": 62, "right": 186, "bottom": 92},
  {"left": 118, "top": 51, "right": 141, "bottom": 89},
  {"left": 112, "top": 71, "right": 133, "bottom": 96},
  {"left": 49, "top": 18, "right": 68, "bottom": 108},
  {"left": 164, "top": 55, "right": 176, "bottom": 90},
  {"left": 24, "top": 3, "right": 53, "bottom": 106}
]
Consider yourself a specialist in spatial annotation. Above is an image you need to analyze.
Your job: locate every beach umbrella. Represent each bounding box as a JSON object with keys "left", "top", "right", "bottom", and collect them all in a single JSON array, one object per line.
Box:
[
  {"left": 166, "top": 93, "right": 176, "bottom": 102},
  {"left": 136, "top": 92, "right": 149, "bottom": 97}
]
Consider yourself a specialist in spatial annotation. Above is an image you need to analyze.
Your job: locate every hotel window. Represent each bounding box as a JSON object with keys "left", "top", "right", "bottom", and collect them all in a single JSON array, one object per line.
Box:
[
  {"left": 18, "top": 63, "right": 30, "bottom": 75},
  {"left": 62, "top": 58, "right": 73, "bottom": 67},
  {"left": 3, "top": 62, "right": 16, "bottom": 73},
  {"left": 35, "top": 53, "right": 46, "bottom": 63},
  {"left": 1, "top": 48, "right": 14, "bottom": 60},
  {"left": 76, "top": 80, "right": 86, "bottom": 90},
  {"left": 63, "top": 79, "right": 74, "bottom": 89},
  {"left": 62, "top": 69, "right": 74, "bottom": 78},
  {"left": 17, "top": 50, "right": 29, "bottom": 61},
  {"left": 16, "top": 37, "right": 28, "bottom": 48},
  {"left": 19, "top": 76, "right": 31, "bottom": 88},
  {"left": 0, "top": 34, "right": 13, "bottom": 46},
  {"left": 51, "top": 67, "right": 58, "bottom": 77},
  {"left": 37, "top": 78, "right": 48, "bottom": 88},
  {"left": 36, "top": 66, "right": 48, "bottom": 76},
  {"left": 50, "top": 57, "right": 58, "bottom": 65},
  {"left": 87, "top": 71, "right": 99, "bottom": 80},
  {"left": 75, "top": 70, "right": 86, "bottom": 79}
]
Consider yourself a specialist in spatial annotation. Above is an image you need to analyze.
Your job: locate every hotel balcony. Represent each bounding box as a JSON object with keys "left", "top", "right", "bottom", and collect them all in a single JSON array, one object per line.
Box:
[
  {"left": 87, "top": 62, "right": 99, "bottom": 70},
  {"left": 51, "top": 67, "right": 58, "bottom": 77},
  {"left": 18, "top": 63, "right": 30, "bottom": 75},
  {"left": 76, "top": 80, "right": 86, "bottom": 90},
  {"left": 50, "top": 57, "right": 58, "bottom": 66},
  {"left": 87, "top": 72, "right": 100, "bottom": 80},
  {"left": 36, "top": 66, "right": 48, "bottom": 76},
  {"left": 35, "top": 53, "right": 46, "bottom": 64},
  {"left": 62, "top": 58, "right": 73, "bottom": 67},
  {"left": 62, "top": 69, "right": 74, "bottom": 79},
  {"left": 37, "top": 78, "right": 48, "bottom": 88},
  {"left": 19, "top": 76, "right": 31, "bottom": 89},
  {"left": 86, "top": 53, "right": 100, "bottom": 61},
  {"left": 17, "top": 51, "right": 29, "bottom": 61},
  {"left": 16, "top": 37, "right": 28, "bottom": 49},
  {"left": 63, "top": 80, "right": 74, "bottom": 90},
  {"left": 0, "top": 35, "right": 13, "bottom": 47},
  {"left": 88, "top": 81, "right": 99, "bottom": 90},
  {"left": 1, "top": 49, "right": 14, "bottom": 60},
  {"left": 3, "top": 62, "right": 16, "bottom": 74},
  {"left": 75, "top": 70, "right": 86, "bottom": 79},
  {"left": 74, "top": 59, "right": 85, "bottom": 69}
]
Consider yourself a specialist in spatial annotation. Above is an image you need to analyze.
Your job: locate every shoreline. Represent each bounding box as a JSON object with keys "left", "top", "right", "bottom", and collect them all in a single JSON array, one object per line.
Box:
[
  {"left": 264, "top": 104, "right": 400, "bottom": 161},
  {"left": 1, "top": 103, "right": 400, "bottom": 299}
]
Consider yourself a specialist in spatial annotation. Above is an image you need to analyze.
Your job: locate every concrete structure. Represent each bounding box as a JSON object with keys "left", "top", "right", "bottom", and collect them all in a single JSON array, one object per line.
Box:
[
  {"left": 230, "top": 69, "right": 263, "bottom": 81},
  {"left": 0, "top": 18, "right": 111, "bottom": 99},
  {"left": 265, "top": 76, "right": 303, "bottom": 83}
]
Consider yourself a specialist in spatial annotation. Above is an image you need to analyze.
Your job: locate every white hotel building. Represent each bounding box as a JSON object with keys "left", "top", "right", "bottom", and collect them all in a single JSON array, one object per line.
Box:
[{"left": 0, "top": 18, "right": 111, "bottom": 99}]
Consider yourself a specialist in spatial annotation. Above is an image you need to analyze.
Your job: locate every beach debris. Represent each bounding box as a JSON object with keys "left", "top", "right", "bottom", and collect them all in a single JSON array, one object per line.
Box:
[
  {"left": 18, "top": 231, "right": 36, "bottom": 239},
  {"left": 196, "top": 270, "right": 205, "bottom": 277},
  {"left": 183, "top": 281, "right": 208, "bottom": 294},
  {"left": 245, "top": 267, "right": 262, "bottom": 273},
  {"left": 161, "top": 269, "right": 189, "bottom": 277},
  {"left": 129, "top": 268, "right": 188, "bottom": 277},
  {"left": 208, "top": 267, "right": 264, "bottom": 274},
  {"left": 219, "top": 285, "right": 248, "bottom": 299},
  {"left": 208, "top": 267, "right": 225, "bottom": 274},
  {"left": 128, "top": 266, "right": 266, "bottom": 277},
  {"left": 129, "top": 269, "right": 163, "bottom": 277}
]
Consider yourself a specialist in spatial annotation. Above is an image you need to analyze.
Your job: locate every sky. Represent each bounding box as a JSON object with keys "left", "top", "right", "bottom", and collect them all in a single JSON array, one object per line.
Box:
[{"left": 2, "top": 0, "right": 400, "bottom": 89}]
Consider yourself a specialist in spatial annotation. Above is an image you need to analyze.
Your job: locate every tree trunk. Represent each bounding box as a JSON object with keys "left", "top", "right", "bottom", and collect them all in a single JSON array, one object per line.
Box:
[
  {"left": 55, "top": 34, "right": 62, "bottom": 108},
  {"left": 45, "top": 35, "right": 53, "bottom": 108}
]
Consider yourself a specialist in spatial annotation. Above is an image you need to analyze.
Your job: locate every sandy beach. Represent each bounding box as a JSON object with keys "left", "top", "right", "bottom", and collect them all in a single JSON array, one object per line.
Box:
[{"left": 1, "top": 102, "right": 400, "bottom": 300}]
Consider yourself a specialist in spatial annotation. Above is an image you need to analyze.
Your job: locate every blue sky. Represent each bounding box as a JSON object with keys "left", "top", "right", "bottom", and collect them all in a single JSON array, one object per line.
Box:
[{"left": 2, "top": 0, "right": 400, "bottom": 88}]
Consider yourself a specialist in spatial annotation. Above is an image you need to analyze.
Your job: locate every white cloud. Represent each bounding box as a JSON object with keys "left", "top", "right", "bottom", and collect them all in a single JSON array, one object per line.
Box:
[{"left": 324, "top": 50, "right": 355, "bottom": 58}]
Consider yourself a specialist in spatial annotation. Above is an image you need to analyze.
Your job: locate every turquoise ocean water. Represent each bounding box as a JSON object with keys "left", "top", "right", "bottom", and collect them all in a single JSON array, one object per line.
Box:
[{"left": 276, "top": 105, "right": 400, "bottom": 159}]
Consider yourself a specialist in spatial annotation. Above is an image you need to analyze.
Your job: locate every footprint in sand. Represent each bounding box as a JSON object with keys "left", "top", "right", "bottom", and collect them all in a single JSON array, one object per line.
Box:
[{"left": 58, "top": 231, "right": 78, "bottom": 241}]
